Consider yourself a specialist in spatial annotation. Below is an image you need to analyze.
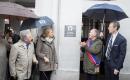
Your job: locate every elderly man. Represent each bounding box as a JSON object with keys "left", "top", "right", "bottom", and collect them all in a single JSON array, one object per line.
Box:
[
  {"left": 81, "top": 29, "right": 103, "bottom": 80},
  {"left": 9, "top": 30, "right": 38, "bottom": 80}
]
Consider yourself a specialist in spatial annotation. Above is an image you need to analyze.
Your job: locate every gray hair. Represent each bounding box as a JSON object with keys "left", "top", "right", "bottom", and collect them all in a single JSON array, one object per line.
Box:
[
  {"left": 95, "top": 29, "right": 100, "bottom": 37},
  {"left": 92, "top": 29, "right": 100, "bottom": 37},
  {"left": 20, "top": 30, "right": 31, "bottom": 41}
]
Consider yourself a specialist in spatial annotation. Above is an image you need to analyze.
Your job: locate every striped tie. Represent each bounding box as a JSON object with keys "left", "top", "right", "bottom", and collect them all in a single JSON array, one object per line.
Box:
[{"left": 106, "top": 36, "right": 113, "bottom": 60}]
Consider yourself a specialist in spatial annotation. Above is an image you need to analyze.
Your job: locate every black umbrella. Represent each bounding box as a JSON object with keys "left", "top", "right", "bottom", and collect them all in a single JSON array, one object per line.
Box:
[
  {"left": 20, "top": 16, "right": 54, "bottom": 31},
  {"left": 83, "top": 3, "right": 128, "bottom": 31},
  {"left": 20, "top": 18, "right": 36, "bottom": 31}
]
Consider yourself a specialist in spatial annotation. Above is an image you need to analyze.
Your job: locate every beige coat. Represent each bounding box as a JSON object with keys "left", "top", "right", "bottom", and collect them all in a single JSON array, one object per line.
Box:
[
  {"left": 9, "top": 40, "right": 37, "bottom": 80},
  {"left": 36, "top": 37, "right": 58, "bottom": 71}
]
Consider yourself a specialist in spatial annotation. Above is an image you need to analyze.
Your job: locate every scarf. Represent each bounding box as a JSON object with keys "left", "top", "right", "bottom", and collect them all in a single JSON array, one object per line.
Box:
[{"left": 45, "top": 37, "right": 54, "bottom": 43}]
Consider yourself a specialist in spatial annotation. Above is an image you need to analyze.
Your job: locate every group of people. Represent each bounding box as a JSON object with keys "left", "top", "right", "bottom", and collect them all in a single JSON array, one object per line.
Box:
[
  {"left": 0, "top": 21, "right": 127, "bottom": 80},
  {"left": 0, "top": 27, "right": 57, "bottom": 80},
  {"left": 80, "top": 21, "right": 127, "bottom": 80}
]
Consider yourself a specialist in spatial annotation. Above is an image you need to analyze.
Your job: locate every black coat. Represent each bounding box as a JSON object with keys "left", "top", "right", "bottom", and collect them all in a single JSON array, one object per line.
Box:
[{"left": 105, "top": 33, "right": 127, "bottom": 70}]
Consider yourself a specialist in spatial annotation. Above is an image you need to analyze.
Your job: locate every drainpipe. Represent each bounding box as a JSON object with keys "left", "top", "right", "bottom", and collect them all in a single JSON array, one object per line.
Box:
[{"left": 57, "top": 0, "right": 61, "bottom": 57}]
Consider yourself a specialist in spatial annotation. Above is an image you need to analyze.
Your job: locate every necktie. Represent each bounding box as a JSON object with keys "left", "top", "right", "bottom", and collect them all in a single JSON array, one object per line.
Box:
[
  {"left": 26, "top": 44, "right": 29, "bottom": 49},
  {"left": 106, "top": 36, "right": 113, "bottom": 60}
]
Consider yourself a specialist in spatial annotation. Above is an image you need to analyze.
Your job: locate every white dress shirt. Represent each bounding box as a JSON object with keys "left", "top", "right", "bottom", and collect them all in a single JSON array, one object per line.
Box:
[{"left": 112, "top": 31, "right": 118, "bottom": 45}]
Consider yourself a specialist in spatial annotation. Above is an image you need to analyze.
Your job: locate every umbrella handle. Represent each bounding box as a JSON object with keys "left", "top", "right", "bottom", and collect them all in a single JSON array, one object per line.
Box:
[
  {"left": 101, "top": 13, "right": 106, "bottom": 32},
  {"left": 101, "top": 9, "right": 106, "bottom": 32}
]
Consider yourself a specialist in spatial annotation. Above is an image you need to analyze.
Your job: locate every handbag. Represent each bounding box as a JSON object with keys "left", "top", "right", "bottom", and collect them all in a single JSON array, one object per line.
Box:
[{"left": 30, "top": 64, "right": 40, "bottom": 80}]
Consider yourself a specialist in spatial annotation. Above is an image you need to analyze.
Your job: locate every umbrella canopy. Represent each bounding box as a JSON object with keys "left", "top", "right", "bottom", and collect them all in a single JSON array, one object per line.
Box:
[
  {"left": 0, "top": 2, "right": 38, "bottom": 19},
  {"left": 35, "top": 16, "right": 54, "bottom": 28},
  {"left": 20, "top": 18, "right": 36, "bottom": 31},
  {"left": 20, "top": 16, "right": 54, "bottom": 31},
  {"left": 83, "top": 3, "right": 128, "bottom": 21}
]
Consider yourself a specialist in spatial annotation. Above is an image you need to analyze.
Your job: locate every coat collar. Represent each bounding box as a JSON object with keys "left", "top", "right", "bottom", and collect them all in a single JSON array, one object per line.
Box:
[
  {"left": 18, "top": 40, "right": 33, "bottom": 49},
  {"left": 40, "top": 36, "right": 54, "bottom": 44},
  {"left": 106, "top": 33, "right": 120, "bottom": 46},
  {"left": 112, "top": 33, "right": 121, "bottom": 46}
]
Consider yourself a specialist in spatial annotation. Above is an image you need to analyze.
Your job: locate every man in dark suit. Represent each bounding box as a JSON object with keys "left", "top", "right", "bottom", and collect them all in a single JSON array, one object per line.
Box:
[{"left": 104, "top": 21, "right": 127, "bottom": 80}]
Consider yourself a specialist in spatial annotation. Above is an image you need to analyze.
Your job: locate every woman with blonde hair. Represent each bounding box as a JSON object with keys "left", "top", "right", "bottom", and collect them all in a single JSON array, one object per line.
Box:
[{"left": 36, "top": 27, "right": 57, "bottom": 80}]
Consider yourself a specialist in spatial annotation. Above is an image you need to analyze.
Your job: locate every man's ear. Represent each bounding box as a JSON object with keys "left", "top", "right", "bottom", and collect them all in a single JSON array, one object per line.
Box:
[{"left": 114, "top": 26, "right": 118, "bottom": 31}]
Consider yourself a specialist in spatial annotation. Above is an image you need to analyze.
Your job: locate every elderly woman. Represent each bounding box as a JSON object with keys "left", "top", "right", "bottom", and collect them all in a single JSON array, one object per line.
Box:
[
  {"left": 9, "top": 30, "right": 38, "bottom": 80},
  {"left": 81, "top": 29, "right": 103, "bottom": 80},
  {"left": 36, "top": 27, "right": 58, "bottom": 80}
]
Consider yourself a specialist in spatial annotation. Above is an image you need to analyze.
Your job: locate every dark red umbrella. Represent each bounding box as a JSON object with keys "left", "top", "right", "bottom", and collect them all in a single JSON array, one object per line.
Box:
[{"left": 0, "top": 2, "right": 38, "bottom": 19}]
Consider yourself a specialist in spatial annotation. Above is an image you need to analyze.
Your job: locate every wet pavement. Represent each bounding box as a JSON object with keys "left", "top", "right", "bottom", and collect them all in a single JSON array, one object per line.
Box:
[{"left": 80, "top": 73, "right": 130, "bottom": 80}]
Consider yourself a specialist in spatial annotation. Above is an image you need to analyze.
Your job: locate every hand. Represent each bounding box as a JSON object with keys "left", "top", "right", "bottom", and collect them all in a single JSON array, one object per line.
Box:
[
  {"left": 114, "top": 69, "right": 119, "bottom": 75},
  {"left": 11, "top": 76, "right": 17, "bottom": 80},
  {"left": 95, "top": 66, "right": 99, "bottom": 73},
  {"left": 100, "top": 32, "right": 104, "bottom": 38},
  {"left": 33, "top": 60, "right": 38, "bottom": 64},
  {"left": 80, "top": 42, "right": 86, "bottom": 47},
  {"left": 44, "top": 57, "right": 49, "bottom": 63},
  {"left": 55, "top": 63, "right": 58, "bottom": 69},
  {"left": 8, "top": 37, "right": 13, "bottom": 44}
]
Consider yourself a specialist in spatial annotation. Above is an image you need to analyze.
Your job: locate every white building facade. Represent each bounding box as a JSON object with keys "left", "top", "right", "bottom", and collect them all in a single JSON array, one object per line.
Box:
[{"left": 34, "top": 0, "right": 130, "bottom": 80}]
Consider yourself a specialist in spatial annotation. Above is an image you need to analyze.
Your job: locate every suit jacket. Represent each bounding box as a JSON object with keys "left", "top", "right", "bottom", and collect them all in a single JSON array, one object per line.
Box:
[{"left": 105, "top": 33, "right": 127, "bottom": 70}]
